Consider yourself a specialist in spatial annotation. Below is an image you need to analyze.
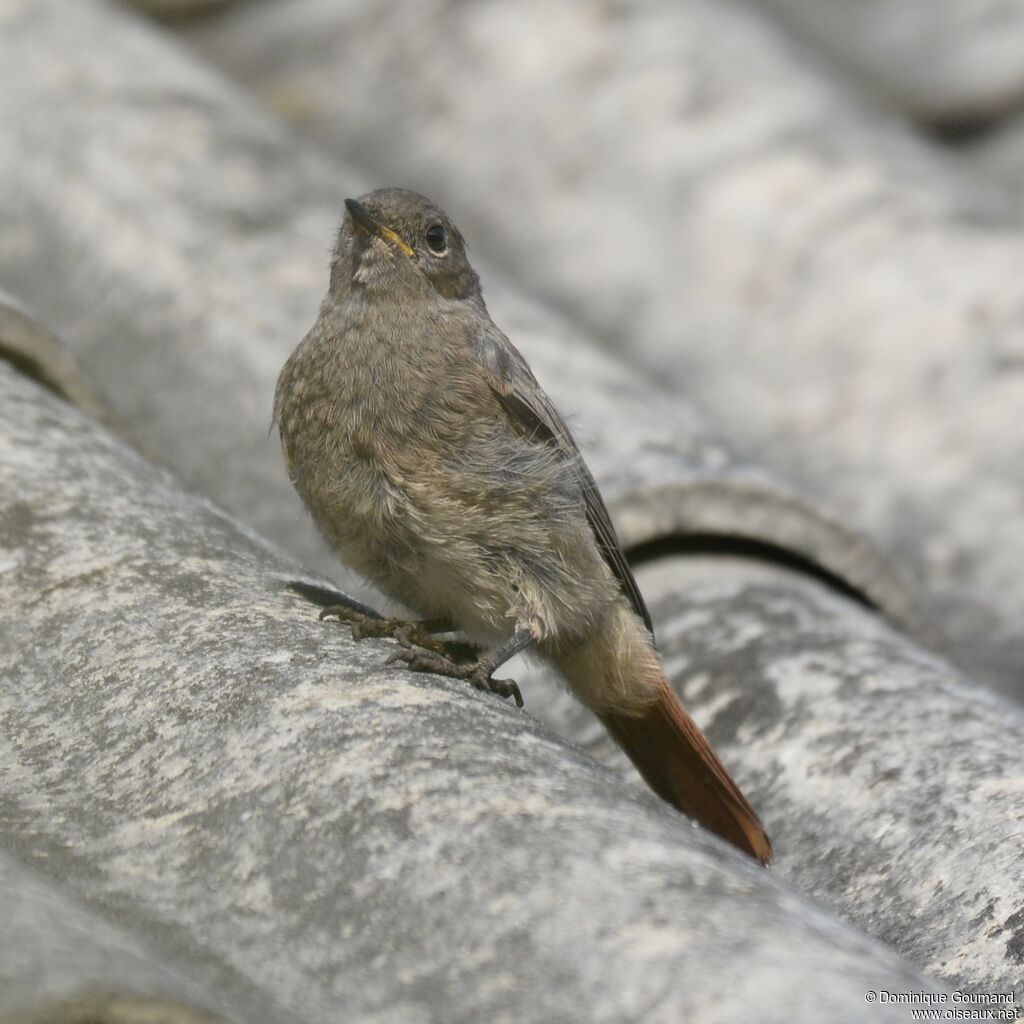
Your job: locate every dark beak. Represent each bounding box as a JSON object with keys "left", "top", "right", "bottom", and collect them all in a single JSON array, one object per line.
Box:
[
  {"left": 345, "top": 198, "right": 380, "bottom": 235},
  {"left": 344, "top": 198, "right": 415, "bottom": 257}
]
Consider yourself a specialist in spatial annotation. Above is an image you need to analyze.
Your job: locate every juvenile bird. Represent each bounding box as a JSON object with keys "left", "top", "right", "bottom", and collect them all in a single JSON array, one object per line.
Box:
[{"left": 274, "top": 188, "right": 772, "bottom": 864}]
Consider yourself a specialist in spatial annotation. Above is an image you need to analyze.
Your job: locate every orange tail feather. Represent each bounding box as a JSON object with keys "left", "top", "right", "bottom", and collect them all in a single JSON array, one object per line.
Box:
[{"left": 599, "top": 679, "right": 773, "bottom": 864}]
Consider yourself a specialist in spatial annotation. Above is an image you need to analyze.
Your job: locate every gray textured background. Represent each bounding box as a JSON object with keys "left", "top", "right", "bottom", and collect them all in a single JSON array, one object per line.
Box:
[{"left": 2, "top": 0, "right": 1024, "bottom": 1020}]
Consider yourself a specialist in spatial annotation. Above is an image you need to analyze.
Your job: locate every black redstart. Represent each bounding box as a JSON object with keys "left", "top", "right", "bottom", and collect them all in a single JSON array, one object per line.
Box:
[{"left": 274, "top": 188, "right": 771, "bottom": 863}]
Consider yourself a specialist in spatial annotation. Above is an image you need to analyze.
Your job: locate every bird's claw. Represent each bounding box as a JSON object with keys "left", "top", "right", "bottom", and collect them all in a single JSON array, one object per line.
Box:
[
  {"left": 470, "top": 667, "right": 524, "bottom": 708},
  {"left": 386, "top": 646, "right": 524, "bottom": 708},
  {"left": 319, "top": 605, "right": 514, "bottom": 703},
  {"left": 318, "top": 604, "right": 373, "bottom": 626},
  {"left": 320, "top": 606, "right": 451, "bottom": 656}
]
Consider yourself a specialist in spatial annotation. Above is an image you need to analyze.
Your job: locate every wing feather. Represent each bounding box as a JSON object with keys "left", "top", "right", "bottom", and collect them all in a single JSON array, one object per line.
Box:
[{"left": 474, "top": 327, "right": 654, "bottom": 637}]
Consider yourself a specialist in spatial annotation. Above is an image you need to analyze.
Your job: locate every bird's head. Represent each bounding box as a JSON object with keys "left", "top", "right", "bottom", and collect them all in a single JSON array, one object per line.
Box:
[{"left": 331, "top": 188, "right": 480, "bottom": 303}]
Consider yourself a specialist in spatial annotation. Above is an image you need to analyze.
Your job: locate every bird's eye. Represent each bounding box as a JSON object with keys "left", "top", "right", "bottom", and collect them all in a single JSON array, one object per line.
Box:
[{"left": 425, "top": 223, "right": 448, "bottom": 256}]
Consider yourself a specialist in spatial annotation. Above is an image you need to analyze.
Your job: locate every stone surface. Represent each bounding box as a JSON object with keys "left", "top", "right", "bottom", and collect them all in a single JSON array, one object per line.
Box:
[
  {"left": 0, "top": 854, "right": 228, "bottom": 1024},
  {"left": 0, "top": 289, "right": 107, "bottom": 422},
  {"left": 526, "top": 554, "right": 1024, "bottom": 999},
  {"left": 747, "top": 0, "right": 1024, "bottom": 124},
  {"left": 961, "top": 113, "right": 1024, "bottom": 209},
  {"left": 0, "top": 362, "right": 946, "bottom": 1023},
  {"left": 181, "top": 0, "right": 1024, "bottom": 701},
  {"left": 122, "top": 0, "right": 236, "bottom": 18}
]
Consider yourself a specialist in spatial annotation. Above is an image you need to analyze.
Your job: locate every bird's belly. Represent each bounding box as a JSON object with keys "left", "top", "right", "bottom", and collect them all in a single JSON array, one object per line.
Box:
[
  {"left": 314, "top": 457, "right": 517, "bottom": 642},
  {"left": 306, "top": 427, "right": 612, "bottom": 646}
]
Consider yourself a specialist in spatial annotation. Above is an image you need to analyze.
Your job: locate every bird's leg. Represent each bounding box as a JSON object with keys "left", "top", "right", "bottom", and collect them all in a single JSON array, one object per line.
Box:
[{"left": 386, "top": 629, "right": 533, "bottom": 708}]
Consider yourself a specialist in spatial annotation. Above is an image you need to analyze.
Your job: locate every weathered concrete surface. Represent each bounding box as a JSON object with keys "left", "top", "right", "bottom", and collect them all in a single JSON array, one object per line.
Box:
[
  {"left": 181, "top": 0, "right": 1024, "bottom": 702},
  {"left": 0, "top": 289, "right": 107, "bottom": 421},
  {"left": 122, "top": 0, "right": 235, "bottom": 18},
  {"left": 523, "top": 553, "right": 1024, "bottom": 999},
  {"left": 0, "top": 0, "right": 336, "bottom": 586},
  {"left": 0, "top": 0, "right": 910, "bottom": 627},
  {"left": 0, "top": 854, "right": 229, "bottom": 1024},
  {"left": 746, "top": 0, "right": 1024, "bottom": 124},
  {"left": 0, "top": 362, "right": 948, "bottom": 1023},
  {"left": 961, "top": 113, "right": 1024, "bottom": 209},
  {"left": 2, "top": 2, "right": 1021, "bottom": 1005}
]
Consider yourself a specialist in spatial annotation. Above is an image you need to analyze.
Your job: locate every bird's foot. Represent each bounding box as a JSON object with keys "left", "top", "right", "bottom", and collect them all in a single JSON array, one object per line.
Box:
[
  {"left": 385, "top": 646, "right": 524, "bottom": 708},
  {"left": 318, "top": 606, "right": 483, "bottom": 667},
  {"left": 318, "top": 605, "right": 454, "bottom": 657}
]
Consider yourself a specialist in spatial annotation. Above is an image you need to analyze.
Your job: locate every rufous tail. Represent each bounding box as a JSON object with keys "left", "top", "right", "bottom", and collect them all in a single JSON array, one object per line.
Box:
[
  {"left": 598, "top": 679, "right": 772, "bottom": 863},
  {"left": 554, "top": 607, "right": 773, "bottom": 864}
]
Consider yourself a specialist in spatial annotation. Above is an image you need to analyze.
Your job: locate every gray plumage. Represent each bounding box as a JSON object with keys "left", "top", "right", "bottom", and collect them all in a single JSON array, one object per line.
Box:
[{"left": 274, "top": 188, "right": 771, "bottom": 862}]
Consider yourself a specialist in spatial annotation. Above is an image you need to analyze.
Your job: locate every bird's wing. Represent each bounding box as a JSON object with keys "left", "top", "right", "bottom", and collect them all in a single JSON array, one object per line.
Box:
[{"left": 474, "top": 325, "right": 654, "bottom": 637}]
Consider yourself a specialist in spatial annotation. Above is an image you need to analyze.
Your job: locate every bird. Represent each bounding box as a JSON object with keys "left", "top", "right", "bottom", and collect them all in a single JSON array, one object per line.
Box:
[{"left": 273, "top": 188, "right": 772, "bottom": 864}]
